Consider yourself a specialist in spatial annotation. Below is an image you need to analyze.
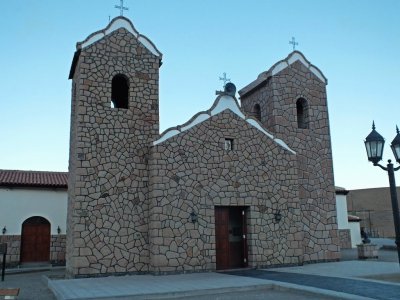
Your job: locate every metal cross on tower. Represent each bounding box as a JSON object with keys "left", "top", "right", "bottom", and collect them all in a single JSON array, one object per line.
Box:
[
  {"left": 289, "top": 37, "right": 298, "bottom": 51},
  {"left": 219, "top": 72, "right": 231, "bottom": 88},
  {"left": 115, "top": 0, "right": 129, "bottom": 16}
]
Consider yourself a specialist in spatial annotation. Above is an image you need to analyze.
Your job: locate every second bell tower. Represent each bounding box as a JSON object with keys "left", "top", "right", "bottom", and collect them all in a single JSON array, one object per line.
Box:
[{"left": 239, "top": 51, "right": 340, "bottom": 264}]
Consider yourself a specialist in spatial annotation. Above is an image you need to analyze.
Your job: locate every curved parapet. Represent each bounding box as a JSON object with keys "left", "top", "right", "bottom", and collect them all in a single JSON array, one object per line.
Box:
[
  {"left": 77, "top": 16, "right": 162, "bottom": 57},
  {"left": 69, "top": 16, "right": 162, "bottom": 79},
  {"left": 153, "top": 94, "right": 295, "bottom": 154},
  {"left": 239, "top": 51, "right": 327, "bottom": 97}
]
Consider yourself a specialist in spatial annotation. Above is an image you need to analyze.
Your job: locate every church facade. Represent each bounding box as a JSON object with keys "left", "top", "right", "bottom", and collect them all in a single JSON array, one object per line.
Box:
[{"left": 66, "top": 17, "right": 339, "bottom": 278}]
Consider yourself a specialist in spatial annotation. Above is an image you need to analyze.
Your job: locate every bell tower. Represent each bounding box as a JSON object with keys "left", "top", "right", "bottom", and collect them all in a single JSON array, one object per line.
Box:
[
  {"left": 239, "top": 51, "right": 340, "bottom": 263},
  {"left": 67, "top": 17, "right": 162, "bottom": 277}
]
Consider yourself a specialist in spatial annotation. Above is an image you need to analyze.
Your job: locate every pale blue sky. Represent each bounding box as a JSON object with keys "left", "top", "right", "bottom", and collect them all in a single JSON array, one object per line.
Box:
[{"left": 1, "top": 0, "right": 399, "bottom": 190}]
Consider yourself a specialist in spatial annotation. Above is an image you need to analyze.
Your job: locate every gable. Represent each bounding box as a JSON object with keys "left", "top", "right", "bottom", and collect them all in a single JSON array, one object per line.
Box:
[
  {"left": 270, "top": 51, "right": 326, "bottom": 83},
  {"left": 239, "top": 51, "right": 326, "bottom": 97},
  {"left": 153, "top": 94, "right": 295, "bottom": 154},
  {"left": 79, "top": 17, "right": 162, "bottom": 56},
  {"left": 69, "top": 16, "right": 162, "bottom": 79}
]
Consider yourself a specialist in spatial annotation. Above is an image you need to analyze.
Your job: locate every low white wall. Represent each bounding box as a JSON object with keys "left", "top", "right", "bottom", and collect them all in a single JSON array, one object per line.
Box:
[{"left": 0, "top": 187, "right": 67, "bottom": 235}]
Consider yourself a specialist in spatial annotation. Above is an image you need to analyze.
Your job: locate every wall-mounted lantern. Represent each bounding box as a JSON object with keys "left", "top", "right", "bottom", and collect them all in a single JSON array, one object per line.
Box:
[
  {"left": 57, "top": 226, "right": 61, "bottom": 235},
  {"left": 190, "top": 211, "right": 198, "bottom": 223},
  {"left": 2, "top": 226, "right": 6, "bottom": 235},
  {"left": 274, "top": 210, "right": 282, "bottom": 222}
]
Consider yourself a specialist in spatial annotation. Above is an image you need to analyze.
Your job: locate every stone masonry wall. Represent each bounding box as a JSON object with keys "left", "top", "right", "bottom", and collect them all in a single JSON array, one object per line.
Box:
[
  {"left": 269, "top": 61, "right": 339, "bottom": 261},
  {"left": 0, "top": 235, "right": 20, "bottom": 268},
  {"left": 149, "top": 110, "right": 303, "bottom": 273},
  {"left": 50, "top": 235, "right": 66, "bottom": 265},
  {"left": 66, "top": 61, "right": 79, "bottom": 276},
  {"left": 67, "top": 28, "right": 160, "bottom": 277},
  {"left": 241, "top": 79, "right": 275, "bottom": 129},
  {"left": 240, "top": 59, "right": 340, "bottom": 262},
  {"left": 338, "top": 229, "right": 351, "bottom": 249},
  {"left": 0, "top": 235, "right": 65, "bottom": 267}
]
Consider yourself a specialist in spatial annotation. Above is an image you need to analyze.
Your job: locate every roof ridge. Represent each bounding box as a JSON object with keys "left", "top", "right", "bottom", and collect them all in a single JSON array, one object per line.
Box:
[{"left": 0, "top": 169, "right": 68, "bottom": 173}]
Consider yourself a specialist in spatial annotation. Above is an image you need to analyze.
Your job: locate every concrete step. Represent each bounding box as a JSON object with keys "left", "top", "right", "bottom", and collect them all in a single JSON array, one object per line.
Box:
[{"left": 19, "top": 262, "right": 52, "bottom": 268}]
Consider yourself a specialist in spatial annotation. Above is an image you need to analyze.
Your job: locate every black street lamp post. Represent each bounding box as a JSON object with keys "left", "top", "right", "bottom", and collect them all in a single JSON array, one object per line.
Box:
[{"left": 364, "top": 122, "right": 400, "bottom": 265}]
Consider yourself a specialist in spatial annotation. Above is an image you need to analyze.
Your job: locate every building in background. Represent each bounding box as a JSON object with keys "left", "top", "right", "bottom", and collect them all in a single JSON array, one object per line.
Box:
[{"left": 347, "top": 187, "right": 400, "bottom": 238}]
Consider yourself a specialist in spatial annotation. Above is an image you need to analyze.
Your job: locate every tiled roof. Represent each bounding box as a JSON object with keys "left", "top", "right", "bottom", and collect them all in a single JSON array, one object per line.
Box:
[
  {"left": 0, "top": 169, "right": 68, "bottom": 188},
  {"left": 335, "top": 186, "right": 349, "bottom": 195}
]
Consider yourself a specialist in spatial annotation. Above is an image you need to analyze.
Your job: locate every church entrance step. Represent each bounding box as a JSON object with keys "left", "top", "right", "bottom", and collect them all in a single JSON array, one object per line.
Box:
[{"left": 19, "top": 262, "right": 52, "bottom": 269}]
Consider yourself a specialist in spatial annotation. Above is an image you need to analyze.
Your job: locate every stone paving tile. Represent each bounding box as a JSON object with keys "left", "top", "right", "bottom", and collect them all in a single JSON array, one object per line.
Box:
[
  {"left": 49, "top": 272, "right": 271, "bottom": 300},
  {"left": 225, "top": 269, "right": 400, "bottom": 300},
  {"left": 0, "top": 270, "right": 59, "bottom": 300},
  {"left": 268, "top": 260, "right": 400, "bottom": 277}
]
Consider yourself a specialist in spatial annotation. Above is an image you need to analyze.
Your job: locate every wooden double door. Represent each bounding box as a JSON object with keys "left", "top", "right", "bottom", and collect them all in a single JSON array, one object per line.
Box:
[
  {"left": 215, "top": 206, "right": 248, "bottom": 270},
  {"left": 20, "top": 217, "right": 50, "bottom": 263}
]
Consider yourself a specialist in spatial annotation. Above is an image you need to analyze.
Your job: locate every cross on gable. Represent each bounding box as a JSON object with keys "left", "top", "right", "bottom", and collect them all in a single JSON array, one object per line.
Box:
[
  {"left": 115, "top": 0, "right": 129, "bottom": 16},
  {"left": 289, "top": 37, "right": 298, "bottom": 51},
  {"left": 219, "top": 72, "right": 231, "bottom": 88}
]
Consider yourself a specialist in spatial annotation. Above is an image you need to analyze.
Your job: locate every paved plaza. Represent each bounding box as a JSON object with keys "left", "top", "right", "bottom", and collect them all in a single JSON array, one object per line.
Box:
[{"left": 0, "top": 249, "right": 399, "bottom": 299}]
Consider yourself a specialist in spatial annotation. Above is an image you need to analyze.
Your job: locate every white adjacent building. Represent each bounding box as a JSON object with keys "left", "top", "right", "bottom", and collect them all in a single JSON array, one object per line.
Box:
[
  {"left": 0, "top": 170, "right": 67, "bottom": 266},
  {"left": 336, "top": 186, "right": 361, "bottom": 248}
]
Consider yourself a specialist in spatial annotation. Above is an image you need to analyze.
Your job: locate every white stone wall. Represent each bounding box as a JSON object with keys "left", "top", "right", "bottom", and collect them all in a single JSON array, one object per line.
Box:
[
  {"left": 0, "top": 187, "right": 67, "bottom": 235},
  {"left": 349, "top": 222, "right": 362, "bottom": 247},
  {"left": 336, "top": 194, "right": 349, "bottom": 229},
  {"left": 335, "top": 192, "right": 362, "bottom": 248}
]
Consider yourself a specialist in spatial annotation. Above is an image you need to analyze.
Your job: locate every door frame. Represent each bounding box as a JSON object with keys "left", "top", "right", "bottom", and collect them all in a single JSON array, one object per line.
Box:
[
  {"left": 20, "top": 216, "right": 51, "bottom": 263},
  {"left": 215, "top": 206, "right": 248, "bottom": 270}
]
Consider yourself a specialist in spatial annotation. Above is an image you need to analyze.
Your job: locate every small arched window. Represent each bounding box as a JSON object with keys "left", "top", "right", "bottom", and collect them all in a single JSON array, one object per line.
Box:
[
  {"left": 253, "top": 104, "right": 261, "bottom": 121},
  {"left": 111, "top": 74, "right": 129, "bottom": 109},
  {"left": 296, "top": 98, "right": 309, "bottom": 129}
]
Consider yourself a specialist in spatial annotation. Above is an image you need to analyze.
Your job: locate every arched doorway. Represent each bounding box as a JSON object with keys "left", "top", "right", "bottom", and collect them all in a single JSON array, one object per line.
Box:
[{"left": 20, "top": 216, "right": 50, "bottom": 263}]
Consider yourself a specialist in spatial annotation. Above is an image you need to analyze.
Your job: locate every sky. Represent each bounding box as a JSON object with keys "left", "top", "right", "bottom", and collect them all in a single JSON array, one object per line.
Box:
[{"left": 1, "top": 0, "right": 399, "bottom": 190}]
